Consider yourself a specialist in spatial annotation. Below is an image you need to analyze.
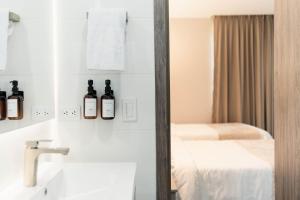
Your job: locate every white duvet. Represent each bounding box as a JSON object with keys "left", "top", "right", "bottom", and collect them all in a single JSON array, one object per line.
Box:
[{"left": 172, "top": 136, "right": 274, "bottom": 200}]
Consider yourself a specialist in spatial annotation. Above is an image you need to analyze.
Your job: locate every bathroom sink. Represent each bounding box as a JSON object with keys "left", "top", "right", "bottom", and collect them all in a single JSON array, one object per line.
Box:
[{"left": 0, "top": 163, "right": 136, "bottom": 200}]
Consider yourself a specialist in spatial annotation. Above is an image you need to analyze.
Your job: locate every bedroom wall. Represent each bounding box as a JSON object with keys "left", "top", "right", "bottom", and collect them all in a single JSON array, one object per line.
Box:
[
  {"left": 170, "top": 0, "right": 274, "bottom": 18},
  {"left": 170, "top": 18, "right": 213, "bottom": 123}
]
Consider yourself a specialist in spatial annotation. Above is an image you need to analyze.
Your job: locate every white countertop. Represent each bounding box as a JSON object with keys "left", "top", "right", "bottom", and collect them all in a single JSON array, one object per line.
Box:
[{"left": 0, "top": 162, "right": 136, "bottom": 200}]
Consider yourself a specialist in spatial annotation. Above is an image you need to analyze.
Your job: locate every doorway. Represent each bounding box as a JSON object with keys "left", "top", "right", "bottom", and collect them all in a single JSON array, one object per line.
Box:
[{"left": 153, "top": 0, "right": 292, "bottom": 200}]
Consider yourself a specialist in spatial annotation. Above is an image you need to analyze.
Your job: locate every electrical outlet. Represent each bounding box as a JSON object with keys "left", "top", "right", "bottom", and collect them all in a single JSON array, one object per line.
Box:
[
  {"left": 32, "top": 106, "right": 51, "bottom": 121},
  {"left": 61, "top": 106, "right": 81, "bottom": 120}
]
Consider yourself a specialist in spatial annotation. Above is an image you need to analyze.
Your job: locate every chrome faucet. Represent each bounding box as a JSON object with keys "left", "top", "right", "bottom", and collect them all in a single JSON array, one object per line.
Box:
[{"left": 24, "top": 140, "right": 70, "bottom": 187}]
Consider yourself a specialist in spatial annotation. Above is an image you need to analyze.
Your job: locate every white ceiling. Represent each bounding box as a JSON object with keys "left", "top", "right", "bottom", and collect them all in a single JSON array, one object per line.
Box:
[{"left": 169, "top": 0, "right": 274, "bottom": 18}]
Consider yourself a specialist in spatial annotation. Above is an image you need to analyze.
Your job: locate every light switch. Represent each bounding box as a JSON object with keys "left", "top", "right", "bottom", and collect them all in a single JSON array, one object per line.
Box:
[{"left": 122, "top": 98, "right": 137, "bottom": 122}]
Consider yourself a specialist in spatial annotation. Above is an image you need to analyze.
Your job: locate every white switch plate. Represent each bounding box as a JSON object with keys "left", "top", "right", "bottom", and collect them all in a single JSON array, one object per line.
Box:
[
  {"left": 122, "top": 98, "right": 137, "bottom": 122},
  {"left": 32, "top": 106, "right": 52, "bottom": 121},
  {"left": 61, "top": 106, "right": 81, "bottom": 120}
]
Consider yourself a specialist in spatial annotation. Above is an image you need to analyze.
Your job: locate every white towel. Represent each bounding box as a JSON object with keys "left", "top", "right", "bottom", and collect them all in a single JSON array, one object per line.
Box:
[
  {"left": 87, "top": 8, "right": 127, "bottom": 71},
  {"left": 0, "top": 9, "right": 9, "bottom": 70}
]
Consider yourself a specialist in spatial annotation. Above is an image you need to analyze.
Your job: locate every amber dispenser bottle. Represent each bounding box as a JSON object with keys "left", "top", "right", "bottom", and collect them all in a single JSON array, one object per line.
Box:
[
  {"left": 101, "top": 80, "right": 115, "bottom": 120},
  {"left": 7, "top": 80, "right": 24, "bottom": 120},
  {"left": 84, "top": 80, "right": 98, "bottom": 119},
  {"left": 0, "top": 90, "right": 7, "bottom": 120}
]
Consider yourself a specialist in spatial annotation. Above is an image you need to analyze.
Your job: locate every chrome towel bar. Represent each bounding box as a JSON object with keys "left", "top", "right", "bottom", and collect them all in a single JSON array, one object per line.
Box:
[{"left": 9, "top": 12, "right": 20, "bottom": 22}]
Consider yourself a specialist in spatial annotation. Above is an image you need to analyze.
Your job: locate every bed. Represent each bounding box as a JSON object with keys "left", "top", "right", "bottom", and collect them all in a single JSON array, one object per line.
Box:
[
  {"left": 171, "top": 123, "right": 272, "bottom": 141},
  {"left": 171, "top": 136, "right": 274, "bottom": 200}
]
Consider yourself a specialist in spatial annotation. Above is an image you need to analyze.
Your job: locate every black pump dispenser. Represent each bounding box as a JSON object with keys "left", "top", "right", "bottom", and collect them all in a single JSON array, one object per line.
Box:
[
  {"left": 84, "top": 80, "right": 98, "bottom": 119},
  {"left": 0, "top": 90, "right": 6, "bottom": 98},
  {"left": 88, "top": 80, "right": 96, "bottom": 95},
  {"left": 11, "top": 80, "right": 19, "bottom": 95},
  {"left": 101, "top": 79, "right": 115, "bottom": 120},
  {"left": 10, "top": 80, "right": 24, "bottom": 99},
  {"left": 105, "top": 80, "right": 112, "bottom": 95}
]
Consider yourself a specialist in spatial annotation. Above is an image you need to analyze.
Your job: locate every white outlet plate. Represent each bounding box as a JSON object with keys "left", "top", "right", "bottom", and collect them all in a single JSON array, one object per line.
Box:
[
  {"left": 32, "top": 106, "right": 51, "bottom": 121},
  {"left": 61, "top": 106, "right": 81, "bottom": 120}
]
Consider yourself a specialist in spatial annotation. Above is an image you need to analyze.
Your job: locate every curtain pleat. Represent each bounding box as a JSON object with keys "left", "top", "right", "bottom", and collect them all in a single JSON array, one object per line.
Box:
[{"left": 212, "top": 15, "right": 274, "bottom": 135}]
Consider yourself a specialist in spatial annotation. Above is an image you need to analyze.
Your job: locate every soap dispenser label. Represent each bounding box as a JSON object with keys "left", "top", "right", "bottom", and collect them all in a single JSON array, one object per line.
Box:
[
  {"left": 7, "top": 99, "right": 18, "bottom": 117},
  {"left": 102, "top": 99, "right": 114, "bottom": 118},
  {"left": 85, "top": 98, "right": 97, "bottom": 117}
]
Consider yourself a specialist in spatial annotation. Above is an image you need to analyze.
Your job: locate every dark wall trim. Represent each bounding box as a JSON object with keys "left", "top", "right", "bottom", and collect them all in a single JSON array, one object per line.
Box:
[{"left": 154, "top": 0, "right": 171, "bottom": 199}]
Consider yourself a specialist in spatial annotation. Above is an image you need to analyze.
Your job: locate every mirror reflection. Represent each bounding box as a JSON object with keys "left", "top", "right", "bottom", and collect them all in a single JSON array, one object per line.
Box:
[{"left": 0, "top": 1, "right": 54, "bottom": 134}]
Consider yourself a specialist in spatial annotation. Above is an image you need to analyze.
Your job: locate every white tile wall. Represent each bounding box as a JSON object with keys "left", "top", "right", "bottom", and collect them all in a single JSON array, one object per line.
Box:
[
  {"left": 0, "top": 0, "right": 51, "bottom": 21},
  {"left": 56, "top": 0, "right": 156, "bottom": 199},
  {"left": 0, "top": 0, "right": 55, "bottom": 133},
  {"left": 0, "top": 0, "right": 156, "bottom": 199},
  {"left": 58, "top": 0, "right": 153, "bottom": 20},
  {"left": 57, "top": 19, "right": 154, "bottom": 75}
]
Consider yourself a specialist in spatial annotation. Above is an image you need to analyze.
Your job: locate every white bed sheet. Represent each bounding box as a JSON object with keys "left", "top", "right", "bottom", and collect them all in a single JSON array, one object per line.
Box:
[{"left": 172, "top": 136, "right": 274, "bottom": 200}]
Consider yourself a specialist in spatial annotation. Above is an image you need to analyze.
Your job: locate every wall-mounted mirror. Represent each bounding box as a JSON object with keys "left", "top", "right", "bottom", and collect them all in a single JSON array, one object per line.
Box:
[{"left": 0, "top": 0, "right": 54, "bottom": 134}]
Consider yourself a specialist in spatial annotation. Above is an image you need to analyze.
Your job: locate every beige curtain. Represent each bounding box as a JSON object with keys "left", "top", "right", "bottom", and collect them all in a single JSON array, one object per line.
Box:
[{"left": 212, "top": 15, "right": 274, "bottom": 135}]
